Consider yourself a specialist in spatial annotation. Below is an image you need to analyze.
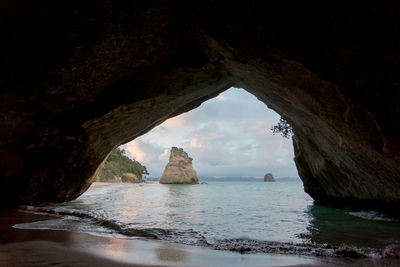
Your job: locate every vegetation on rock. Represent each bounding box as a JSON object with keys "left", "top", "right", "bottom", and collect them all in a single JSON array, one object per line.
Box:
[
  {"left": 271, "top": 118, "right": 293, "bottom": 139},
  {"left": 94, "top": 148, "right": 148, "bottom": 183}
]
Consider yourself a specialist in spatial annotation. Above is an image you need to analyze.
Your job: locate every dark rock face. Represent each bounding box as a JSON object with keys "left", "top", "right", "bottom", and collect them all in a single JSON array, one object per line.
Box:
[
  {"left": 264, "top": 174, "right": 275, "bottom": 182},
  {"left": 0, "top": 1, "right": 399, "bottom": 207}
]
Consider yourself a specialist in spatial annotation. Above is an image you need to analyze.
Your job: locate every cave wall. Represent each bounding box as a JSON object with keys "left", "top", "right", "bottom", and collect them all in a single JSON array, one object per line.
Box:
[{"left": 0, "top": 1, "right": 399, "bottom": 207}]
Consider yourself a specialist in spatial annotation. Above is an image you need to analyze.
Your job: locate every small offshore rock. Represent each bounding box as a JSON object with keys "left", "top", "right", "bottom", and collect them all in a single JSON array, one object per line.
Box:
[{"left": 264, "top": 173, "right": 275, "bottom": 182}]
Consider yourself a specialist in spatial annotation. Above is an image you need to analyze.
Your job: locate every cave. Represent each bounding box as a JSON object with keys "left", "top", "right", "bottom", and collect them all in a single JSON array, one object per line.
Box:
[{"left": 0, "top": 1, "right": 399, "bottom": 208}]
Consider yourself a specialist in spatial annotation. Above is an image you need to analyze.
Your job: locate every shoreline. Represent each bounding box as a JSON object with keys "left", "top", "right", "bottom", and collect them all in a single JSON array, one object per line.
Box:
[
  {"left": 1, "top": 210, "right": 399, "bottom": 266},
  {"left": 0, "top": 182, "right": 400, "bottom": 267},
  {"left": 90, "top": 181, "right": 157, "bottom": 187},
  {"left": 0, "top": 210, "right": 320, "bottom": 266}
]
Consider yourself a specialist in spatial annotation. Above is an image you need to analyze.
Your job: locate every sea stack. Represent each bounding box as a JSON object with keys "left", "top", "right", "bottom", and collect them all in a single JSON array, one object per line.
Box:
[
  {"left": 160, "top": 147, "right": 199, "bottom": 184},
  {"left": 264, "top": 173, "right": 275, "bottom": 182}
]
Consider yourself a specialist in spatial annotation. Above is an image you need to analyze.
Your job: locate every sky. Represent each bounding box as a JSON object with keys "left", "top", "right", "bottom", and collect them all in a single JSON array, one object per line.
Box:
[{"left": 122, "top": 87, "right": 299, "bottom": 178}]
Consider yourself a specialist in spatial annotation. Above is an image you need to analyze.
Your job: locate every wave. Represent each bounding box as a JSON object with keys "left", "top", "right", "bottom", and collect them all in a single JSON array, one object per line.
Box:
[
  {"left": 211, "top": 238, "right": 400, "bottom": 258},
  {"left": 17, "top": 206, "right": 169, "bottom": 239},
  {"left": 17, "top": 206, "right": 400, "bottom": 259},
  {"left": 348, "top": 210, "right": 400, "bottom": 222}
]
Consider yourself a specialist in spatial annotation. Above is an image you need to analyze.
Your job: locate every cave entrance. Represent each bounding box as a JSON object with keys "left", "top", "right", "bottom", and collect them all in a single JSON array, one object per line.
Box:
[
  {"left": 16, "top": 89, "right": 400, "bottom": 260},
  {"left": 98, "top": 87, "right": 299, "bottom": 182},
  {"left": 64, "top": 87, "right": 319, "bottom": 254}
]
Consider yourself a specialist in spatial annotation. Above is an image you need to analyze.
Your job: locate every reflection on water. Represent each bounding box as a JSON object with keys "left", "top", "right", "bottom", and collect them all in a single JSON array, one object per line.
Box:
[
  {"left": 305, "top": 204, "right": 400, "bottom": 248},
  {"left": 15, "top": 181, "right": 400, "bottom": 257},
  {"left": 164, "top": 185, "right": 202, "bottom": 223},
  {"left": 90, "top": 237, "right": 133, "bottom": 260},
  {"left": 166, "top": 184, "right": 195, "bottom": 197},
  {"left": 155, "top": 243, "right": 189, "bottom": 262}
]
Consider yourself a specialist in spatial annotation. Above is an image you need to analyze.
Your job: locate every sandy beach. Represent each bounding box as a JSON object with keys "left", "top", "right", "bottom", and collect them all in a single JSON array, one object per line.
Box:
[
  {"left": 0, "top": 210, "right": 313, "bottom": 266},
  {"left": 0, "top": 209, "right": 398, "bottom": 267}
]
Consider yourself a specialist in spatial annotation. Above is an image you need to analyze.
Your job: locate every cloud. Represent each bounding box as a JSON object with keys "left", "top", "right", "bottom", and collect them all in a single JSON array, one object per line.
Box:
[
  {"left": 125, "top": 139, "right": 170, "bottom": 176},
  {"left": 125, "top": 140, "right": 148, "bottom": 163},
  {"left": 122, "top": 88, "right": 298, "bottom": 178},
  {"left": 189, "top": 135, "right": 203, "bottom": 149},
  {"left": 162, "top": 115, "right": 189, "bottom": 129},
  {"left": 215, "top": 94, "right": 228, "bottom": 101},
  {"left": 158, "top": 148, "right": 169, "bottom": 161},
  {"left": 249, "top": 120, "right": 270, "bottom": 135}
]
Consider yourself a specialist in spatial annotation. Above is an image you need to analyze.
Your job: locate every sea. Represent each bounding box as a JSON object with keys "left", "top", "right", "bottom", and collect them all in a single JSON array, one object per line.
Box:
[{"left": 16, "top": 180, "right": 400, "bottom": 259}]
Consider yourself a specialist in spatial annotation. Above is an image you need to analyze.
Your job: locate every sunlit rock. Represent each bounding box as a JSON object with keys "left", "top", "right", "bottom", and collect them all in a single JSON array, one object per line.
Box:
[{"left": 160, "top": 147, "right": 199, "bottom": 184}]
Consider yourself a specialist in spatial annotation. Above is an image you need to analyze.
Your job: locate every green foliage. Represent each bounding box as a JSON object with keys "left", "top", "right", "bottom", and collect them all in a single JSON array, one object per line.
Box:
[
  {"left": 121, "top": 173, "right": 139, "bottom": 183},
  {"left": 271, "top": 118, "right": 293, "bottom": 139},
  {"left": 95, "top": 148, "right": 149, "bottom": 183}
]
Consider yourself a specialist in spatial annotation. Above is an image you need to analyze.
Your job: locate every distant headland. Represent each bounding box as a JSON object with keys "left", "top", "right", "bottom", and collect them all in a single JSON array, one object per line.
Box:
[{"left": 144, "top": 176, "right": 300, "bottom": 182}]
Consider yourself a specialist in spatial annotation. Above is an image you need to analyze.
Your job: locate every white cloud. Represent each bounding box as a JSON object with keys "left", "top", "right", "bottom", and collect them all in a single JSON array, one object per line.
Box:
[
  {"left": 122, "top": 88, "right": 298, "bottom": 178},
  {"left": 162, "top": 115, "right": 189, "bottom": 129},
  {"left": 158, "top": 148, "right": 169, "bottom": 161},
  {"left": 249, "top": 120, "right": 270, "bottom": 135},
  {"left": 189, "top": 135, "right": 203, "bottom": 149},
  {"left": 125, "top": 140, "right": 148, "bottom": 163},
  {"left": 215, "top": 92, "right": 229, "bottom": 102}
]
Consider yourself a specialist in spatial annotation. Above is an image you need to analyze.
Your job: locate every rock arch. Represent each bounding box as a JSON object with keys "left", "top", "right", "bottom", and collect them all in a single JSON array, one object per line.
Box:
[{"left": 0, "top": 1, "right": 399, "bottom": 207}]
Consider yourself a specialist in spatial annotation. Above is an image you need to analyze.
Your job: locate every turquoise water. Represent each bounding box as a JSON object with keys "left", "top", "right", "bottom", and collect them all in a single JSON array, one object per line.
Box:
[{"left": 17, "top": 181, "right": 400, "bottom": 257}]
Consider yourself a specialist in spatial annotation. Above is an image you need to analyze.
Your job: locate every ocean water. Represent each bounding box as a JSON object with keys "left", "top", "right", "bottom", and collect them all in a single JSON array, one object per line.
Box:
[{"left": 16, "top": 181, "right": 400, "bottom": 258}]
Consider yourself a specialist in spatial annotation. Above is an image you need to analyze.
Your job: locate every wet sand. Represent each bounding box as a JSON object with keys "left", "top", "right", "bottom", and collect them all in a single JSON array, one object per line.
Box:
[
  {"left": 0, "top": 210, "right": 398, "bottom": 267},
  {"left": 0, "top": 210, "right": 155, "bottom": 266}
]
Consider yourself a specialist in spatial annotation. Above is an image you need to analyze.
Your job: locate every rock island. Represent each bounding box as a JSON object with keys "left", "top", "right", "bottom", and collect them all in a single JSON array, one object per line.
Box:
[
  {"left": 160, "top": 147, "right": 199, "bottom": 184},
  {"left": 264, "top": 173, "right": 275, "bottom": 182}
]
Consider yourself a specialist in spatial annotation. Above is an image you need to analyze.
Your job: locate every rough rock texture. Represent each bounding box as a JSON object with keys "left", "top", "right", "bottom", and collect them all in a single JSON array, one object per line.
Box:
[
  {"left": 0, "top": 1, "right": 399, "bottom": 207},
  {"left": 264, "top": 173, "right": 275, "bottom": 182},
  {"left": 160, "top": 148, "right": 198, "bottom": 184}
]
